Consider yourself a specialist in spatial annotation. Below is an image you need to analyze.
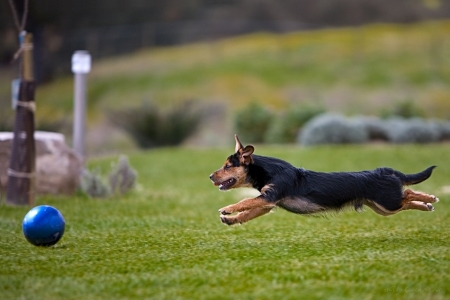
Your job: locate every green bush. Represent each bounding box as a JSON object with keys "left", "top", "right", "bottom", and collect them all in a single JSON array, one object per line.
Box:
[
  {"left": 234, "top": 103, "right": 274, "bottom": 143},
  {"left": 35, "top": 118, "right": 70, "bottom": 134},
  {"left": 0, "top": 98, "right": 13, "bottom": 131},
  {"left": 265, "top": 105, "right": 325, "bottom": 144},
  {"left": 380, "top": 100, "right": 425, "bottom": 119},
  {"left": 0, "top": 100, "right": 68, "bottom": 133},
  {"left": 108, "top": 100, "right": 202, "bottom": 148}
]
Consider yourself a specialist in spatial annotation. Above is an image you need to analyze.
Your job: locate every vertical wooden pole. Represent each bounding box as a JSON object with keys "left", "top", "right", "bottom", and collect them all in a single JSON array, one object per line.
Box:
[
  {"left": 6, "top": 32, "right": 36, "bottom": 206},
  {"left": 22, "top": 34, "right": 34, "bottom": 81}
]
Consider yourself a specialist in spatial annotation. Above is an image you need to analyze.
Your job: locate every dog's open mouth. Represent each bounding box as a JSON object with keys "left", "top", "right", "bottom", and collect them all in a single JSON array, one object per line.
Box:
[{"left": 214, "top": 178, "right": 236, "bottom": 190}]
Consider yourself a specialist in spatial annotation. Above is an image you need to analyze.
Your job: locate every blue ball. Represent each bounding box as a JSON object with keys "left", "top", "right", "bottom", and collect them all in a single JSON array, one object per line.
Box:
[{"left": 22, "top": 205, "right": 65, "bottom": 247}]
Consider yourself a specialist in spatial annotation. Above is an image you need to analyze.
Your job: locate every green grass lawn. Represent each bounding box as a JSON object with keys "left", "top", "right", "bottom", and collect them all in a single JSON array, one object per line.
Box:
[{"left": 1, "top": 144, "right": 449, "bottom": 299}]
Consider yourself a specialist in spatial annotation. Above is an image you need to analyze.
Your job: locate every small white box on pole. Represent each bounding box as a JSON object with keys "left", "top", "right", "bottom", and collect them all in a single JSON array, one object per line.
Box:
[{"left": 72, "top": 51, "right": 91, "bottom": 74}]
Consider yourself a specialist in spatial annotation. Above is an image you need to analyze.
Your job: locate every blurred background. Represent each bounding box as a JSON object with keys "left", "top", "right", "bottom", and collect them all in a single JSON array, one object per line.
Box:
[{"left": 1, "top": 0, "right": 450, "bottom": 155}]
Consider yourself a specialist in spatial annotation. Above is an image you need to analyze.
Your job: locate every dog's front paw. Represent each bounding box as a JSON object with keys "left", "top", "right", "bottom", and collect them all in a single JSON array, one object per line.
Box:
[
  {"left": 220, "top": 215, "right": 236, "bottom": 226},
  {"left": 218, "top": 206, "right": 233, "bottom": 215}
]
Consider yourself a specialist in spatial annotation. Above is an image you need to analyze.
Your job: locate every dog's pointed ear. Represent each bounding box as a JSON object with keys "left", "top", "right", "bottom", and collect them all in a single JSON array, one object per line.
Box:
[
  {"left": 235, "top": 134, "right": 244, "bottom": 153},
  {"left": 239, "top": 145, "right": 254, "bottom": 165}
]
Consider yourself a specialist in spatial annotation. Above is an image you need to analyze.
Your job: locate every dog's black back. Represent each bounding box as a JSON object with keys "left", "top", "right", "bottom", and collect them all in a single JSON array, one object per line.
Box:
[{"left": 246, "top": 154, "right": 435, "bottom": 213}]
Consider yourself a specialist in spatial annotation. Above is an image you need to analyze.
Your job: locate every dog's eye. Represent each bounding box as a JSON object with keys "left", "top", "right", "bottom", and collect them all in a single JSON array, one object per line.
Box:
[{"left": 224, "top": 165, "right": 231, "bottom": 170}]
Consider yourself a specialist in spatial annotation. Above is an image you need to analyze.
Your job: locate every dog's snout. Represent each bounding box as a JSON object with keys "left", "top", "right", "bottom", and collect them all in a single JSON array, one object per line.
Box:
[{"left": 209, "top": 173, "right": 214, "bottom": 180}]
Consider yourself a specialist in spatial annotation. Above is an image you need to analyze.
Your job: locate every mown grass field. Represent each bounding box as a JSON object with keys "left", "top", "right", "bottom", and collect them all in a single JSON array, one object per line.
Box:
[{"left": 1, "top": 144, "right": 449, "bottom": 299}]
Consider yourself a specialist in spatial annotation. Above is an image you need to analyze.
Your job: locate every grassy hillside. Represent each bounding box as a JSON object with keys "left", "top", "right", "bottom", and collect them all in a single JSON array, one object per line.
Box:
[
  {"left": 1, "top": 144, "right": 449, "bottom": 299},
  {"left": 32, "top": 20, "right": 450, "bottom": 118},
  {"left": 1, "top": 20, "right": 450, "bottom": 152}
]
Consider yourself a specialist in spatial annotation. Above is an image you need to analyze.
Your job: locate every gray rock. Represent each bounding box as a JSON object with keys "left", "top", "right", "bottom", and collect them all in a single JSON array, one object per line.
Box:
[{"left": 0, "top": 131, "right": 83, "bottom": 196}]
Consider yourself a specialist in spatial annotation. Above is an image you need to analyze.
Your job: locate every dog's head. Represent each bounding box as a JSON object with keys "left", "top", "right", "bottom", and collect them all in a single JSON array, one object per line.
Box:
[{"left": 209, "top": 135, "right": 254, "bottom": 191}]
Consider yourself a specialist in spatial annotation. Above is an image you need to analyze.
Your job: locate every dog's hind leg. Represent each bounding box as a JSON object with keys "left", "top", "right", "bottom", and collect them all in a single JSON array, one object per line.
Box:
[
  {"left": 402, "top": 188, "right": 439, "bottom": 204},
  {"left": 400, "top": 188, "right": 438, "bottom": 212},
  {"left": 220, "top": 207, "right": 273, "bottom": 225},
  {"left": 365, "top": 188, "right": 438, "bottom": 216},
  {"left": 401, "top": 200, "right": 434, "bottom": 212}
]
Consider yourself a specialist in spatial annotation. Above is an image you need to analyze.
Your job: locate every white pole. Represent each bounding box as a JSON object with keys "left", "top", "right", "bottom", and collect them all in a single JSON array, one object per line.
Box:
[
  {"left": 71, "top": 51, "right": 91, "bottom": 157},
  {"left": 73, "top": 72, "right": 87, "bottom": 156}
]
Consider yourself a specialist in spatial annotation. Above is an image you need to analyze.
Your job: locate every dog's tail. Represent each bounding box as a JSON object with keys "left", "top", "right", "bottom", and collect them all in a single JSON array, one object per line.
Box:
[{"left": 394, "top": 166, "right": 436, "bottom": 185}]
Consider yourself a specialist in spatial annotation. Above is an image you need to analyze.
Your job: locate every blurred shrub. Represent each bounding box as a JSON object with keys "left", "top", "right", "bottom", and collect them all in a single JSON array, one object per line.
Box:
[
  {"left": 80, "top": 169, "right": 111, "bottom": 198},
  {"left": 265, "top": 105, "right": 325, "bottom": 144},
  {"left": 234, "top": 102, "right": 274, "bottom": 143},
  {"left": 80, "top": 155, "right": 137, "bottom": 198},
  {"left": 352, "top": 115, "right": 389, "bottom": 141},
  {"left": 1, "top": 111, "right": 68, "bottom": 134},
  {"left": 108, "top": 100, "right": 202, "bottom": 148},
  {"left": 298, "top": 113, "right": 369, "bottom": 146},
  {"left": 384, "top": 117, "right": 441, "bottom": 144},
  {"left": 109, "top": 155, "right": 137, "bottom": 195},
  {"left": 380, "top": 100, "right": 425, "bottom": 119},
  {"left": 299, "top": 113, "right": 450, "bottom": 146},
  {"left": 0, "top": 113, "right": 13, "bottom": 131},
  {"left": 436, "top": 120, "right": 450, "bottom": 141},
  {"left": 35, "top": 118, "right": 71, "bottom": 133}
]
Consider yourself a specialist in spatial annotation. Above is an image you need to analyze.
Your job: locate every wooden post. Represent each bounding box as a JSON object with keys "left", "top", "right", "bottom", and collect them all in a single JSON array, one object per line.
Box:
[
  {"left": 22, "top": 34, "right": 34, "bottom": 81},
  {"left": 6, "top": 32, "right": 36, "bottom": 206}
]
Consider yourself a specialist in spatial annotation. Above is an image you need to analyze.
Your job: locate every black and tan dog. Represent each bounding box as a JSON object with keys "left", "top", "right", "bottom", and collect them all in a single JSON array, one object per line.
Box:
[{"left": 209, "top": 135, "right": 439, "bottom": 225}]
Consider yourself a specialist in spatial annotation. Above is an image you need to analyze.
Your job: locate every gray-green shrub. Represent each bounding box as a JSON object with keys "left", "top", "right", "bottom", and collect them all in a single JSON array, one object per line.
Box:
[
  {"left": 352, "top": 115, "right": 389, "bottom": 141},
  {"left": 298, "top": 113, "right": 369, "bottom": 146},
  {"left": 234, "top": 103, "right": 274, "bottom": 143},
  {"left": 434, "top": 119, "right": 450, "bottom": 141},
  {"left": 265, "top": 105, "right": 325, "bottom": 144},
  {"left": 80, "top": 169, "right": 111, "bottom": 198},
  {"left": 108, "top": 100, "right": 202, "bottom": 148},
  {"left": 109, "top": 155, "right": 137, "bottom": 195},
  {"left": 384, "top": 117, "right": 441, "bottom": 143},
  {"left": 380, "top": 100, "right": 425, "bottom": 119},
  {"left": 299, "top": 113, "right": 449, "bottom": 146},
  {"left": 80, "top": 155, "right": 137, "bottom": 198}
]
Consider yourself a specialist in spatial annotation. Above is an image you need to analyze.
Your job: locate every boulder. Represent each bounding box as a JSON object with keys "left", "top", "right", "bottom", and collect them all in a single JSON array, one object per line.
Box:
[{"left": 0, "top": 131, "right": 83, "bottom": 196}]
